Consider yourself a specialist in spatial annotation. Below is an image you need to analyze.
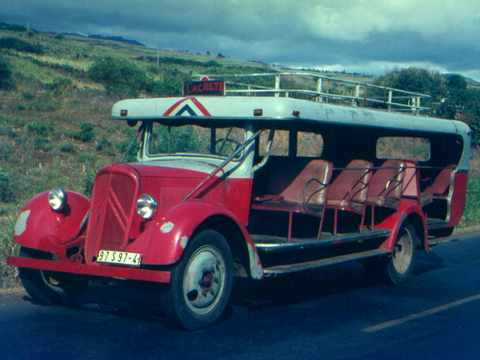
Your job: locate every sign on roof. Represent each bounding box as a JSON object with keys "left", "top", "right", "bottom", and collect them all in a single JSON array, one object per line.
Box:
[{"left": 184, "top": 79, "right": 225, "bottom": 96}]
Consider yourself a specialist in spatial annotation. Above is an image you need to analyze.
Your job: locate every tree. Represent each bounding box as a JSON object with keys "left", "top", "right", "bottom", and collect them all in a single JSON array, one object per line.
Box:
[{"left": 376, "top": 67, "right": 447, "bottom": 104}]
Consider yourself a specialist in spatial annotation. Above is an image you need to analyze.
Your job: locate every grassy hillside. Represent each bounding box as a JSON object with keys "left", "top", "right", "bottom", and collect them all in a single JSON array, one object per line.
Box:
[
  {"left": 0, "top": 26, "right": 282, "bottom": 286},
  {"left": 0, "top": 24, "right": 479, "bottom": 286}
]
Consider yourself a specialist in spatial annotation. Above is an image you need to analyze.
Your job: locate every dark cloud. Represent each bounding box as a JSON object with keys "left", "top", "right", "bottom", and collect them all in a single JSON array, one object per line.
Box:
[{"left": 1, "top": 0, "right": 480, "bottom": 77}]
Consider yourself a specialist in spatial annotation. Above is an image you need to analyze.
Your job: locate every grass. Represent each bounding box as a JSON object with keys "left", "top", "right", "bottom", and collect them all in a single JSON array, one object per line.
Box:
[
  {"left": 460, "top": 176, "right": 480, "bottom": 228},
  {"left": 0, "top": 25, "right": 277, "bottom": 286}
]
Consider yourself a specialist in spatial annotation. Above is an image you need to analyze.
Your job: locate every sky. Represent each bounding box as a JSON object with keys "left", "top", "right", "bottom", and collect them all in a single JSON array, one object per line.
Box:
[{"left": 2, "top": 0, "right": 480, "bottom": 79}]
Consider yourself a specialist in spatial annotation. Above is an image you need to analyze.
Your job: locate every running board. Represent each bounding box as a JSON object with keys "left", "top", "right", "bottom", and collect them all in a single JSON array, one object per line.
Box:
[
  {"left": 253, "top": 229, "right": 390, "bottom": 254},
  {"left": 263, "top": 249, "right": 390, "bottom": 277}
]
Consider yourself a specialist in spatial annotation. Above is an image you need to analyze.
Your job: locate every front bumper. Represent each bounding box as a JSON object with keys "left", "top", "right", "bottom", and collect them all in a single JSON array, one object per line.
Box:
[{"left": 7, "top": 256, "right": 171, "bottom": 284}]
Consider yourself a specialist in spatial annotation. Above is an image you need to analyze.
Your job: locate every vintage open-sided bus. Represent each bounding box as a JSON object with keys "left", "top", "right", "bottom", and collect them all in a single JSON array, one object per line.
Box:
[{"left": 8, "top": 73, "right": 471, "bottom": 329}]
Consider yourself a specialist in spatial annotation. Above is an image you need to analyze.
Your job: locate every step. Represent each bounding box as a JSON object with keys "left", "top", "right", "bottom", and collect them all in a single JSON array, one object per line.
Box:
[
  {"left": 427, "top": 218, "right": 449, "bottom": 230},
  {"left": 263, "top": 249, "right": 390, "bottom": 277},
  {"left": 252, "top": 229, "right": 390, "bottom": 254}
]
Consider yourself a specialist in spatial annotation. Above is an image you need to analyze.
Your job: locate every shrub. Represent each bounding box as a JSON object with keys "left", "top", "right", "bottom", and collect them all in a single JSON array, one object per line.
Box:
[
  {"left": 0, "top": 169, "right": 15, "bottom": 202},
  {"left": 22, "top": 92, "right": 35, "bottom": 100},
  {"left": 149, "top": 79, "right": 180, "bottom": 96},
  {"left": 0, "top": 141, "right": 13, "bottom": 161},
  {"left": 67, "top": 123, "right": 94, "bottom": 142},
  {"left": 95, "top": 137, "right": 111, "bottom": 152},
  {"left": 33, "top": 138, "right": 52, "bottom": 152},
  {"left": 0, "top": 55, "right": 12, "bottom": 89},
  {"left": 0, "top": 127, "right": 16, "bottom": 138},
  {"left": 116, "top": 138, "right": 138, "bottom": 162},
  {"left": 0, "top": 37, "right": 43, "bottom": 54},
  {"left": 46, "top": 78, "right": 73, "bottom": 94},
  {"left": 59, "top": 142, "right": 74, "bottom": 153},
  {"left": 77, "top": 123, "right": 94, "bottom": 142},
  {"left": 88, "top": 56, "right": 149, "bottom": 95},
  {"left": 25, "top": 121, "right": 53, "bottom": 136}
]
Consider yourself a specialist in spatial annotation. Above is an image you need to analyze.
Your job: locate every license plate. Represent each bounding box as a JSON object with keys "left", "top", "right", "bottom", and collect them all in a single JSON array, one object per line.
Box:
[{"left": 96, "top": 250, "right": 142, "bottom": 267}]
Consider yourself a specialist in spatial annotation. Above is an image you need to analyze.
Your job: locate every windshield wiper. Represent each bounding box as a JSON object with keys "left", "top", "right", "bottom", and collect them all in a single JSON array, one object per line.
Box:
[{"left": 183, "top": 130, "right": 262, "bottom": 201}]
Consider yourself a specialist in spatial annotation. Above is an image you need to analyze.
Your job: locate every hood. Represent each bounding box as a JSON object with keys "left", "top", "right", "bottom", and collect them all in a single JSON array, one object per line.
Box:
[{"left": 128, "top": 159, "right": 222, "bottom": 178}]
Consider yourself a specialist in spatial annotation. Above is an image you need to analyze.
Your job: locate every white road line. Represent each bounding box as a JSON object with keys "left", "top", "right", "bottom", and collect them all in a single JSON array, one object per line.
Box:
[{"left": 364, "top": 293, "right": 480, "bottom": 333}]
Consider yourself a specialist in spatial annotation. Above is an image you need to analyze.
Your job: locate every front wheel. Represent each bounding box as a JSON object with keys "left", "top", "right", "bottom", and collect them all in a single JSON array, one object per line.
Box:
[
  {"left": 161, "top": 230, "right": 233, "bottom": 330},
  {"left": 18, "top": 247, "right": 88, "bottom": 306}
]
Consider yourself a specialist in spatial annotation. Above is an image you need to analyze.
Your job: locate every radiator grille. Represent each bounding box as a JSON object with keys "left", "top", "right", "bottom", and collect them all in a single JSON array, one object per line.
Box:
[{"left": 85, "top": 170, "right": 138, "bottom": 262}]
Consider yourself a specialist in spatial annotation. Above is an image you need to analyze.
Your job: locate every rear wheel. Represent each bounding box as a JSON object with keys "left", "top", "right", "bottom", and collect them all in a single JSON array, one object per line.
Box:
[
  {"left": 161, "top": 230, "right": 233, "bottom": 330},
  {"left": 386, "top": 225, "right": 417, "bottom": 284},
  {"left": 363, "top": 225, "right": 417, "bottom": 285},
  {"left": 18, "top": 247, "right": 88, "bottom": 305}
]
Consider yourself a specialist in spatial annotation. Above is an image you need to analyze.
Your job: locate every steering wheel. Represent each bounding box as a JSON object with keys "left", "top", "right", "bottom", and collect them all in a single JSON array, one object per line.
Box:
[{"left": 215, "top": 137, "right": 242, "bottom": 155}]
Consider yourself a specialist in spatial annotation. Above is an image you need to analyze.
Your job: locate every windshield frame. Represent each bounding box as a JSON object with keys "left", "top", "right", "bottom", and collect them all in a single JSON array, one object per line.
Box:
[{"left": 142, "top": 121, "right": 252, "bottom": 162}]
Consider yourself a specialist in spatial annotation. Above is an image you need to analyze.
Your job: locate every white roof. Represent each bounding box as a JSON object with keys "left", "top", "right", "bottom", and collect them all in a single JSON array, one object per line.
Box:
[{"left": 112, "top": 96, "right": 471, "bottom": 170}]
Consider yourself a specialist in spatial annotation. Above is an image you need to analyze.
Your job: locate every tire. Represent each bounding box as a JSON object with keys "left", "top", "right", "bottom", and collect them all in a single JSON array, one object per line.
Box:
[
  {"left": 363, "top": 225, "right": 418, "bottom": 285},
  {"left": 161, "top": 230, "right": 234, "bottom": 330},
  {"left": 18, "top": 247, "right": 88, "bottom": 306}
]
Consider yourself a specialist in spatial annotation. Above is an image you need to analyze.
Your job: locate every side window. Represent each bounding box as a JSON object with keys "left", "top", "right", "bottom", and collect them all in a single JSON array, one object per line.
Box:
[
  {"left": 377, "top": 137, "right": 430, "bottom": 161},
  {"left": 297, "top": 131, "right": 323, "bottom": 157},
  {"left": 259, "top": 130, "right": 289, "bottom": 156}
]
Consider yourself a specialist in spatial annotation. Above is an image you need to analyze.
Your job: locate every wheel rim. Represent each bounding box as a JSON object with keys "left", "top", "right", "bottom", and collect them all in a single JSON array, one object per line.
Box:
[
  {"left": 182, "top": 245, "right": 226, "bottom": 316},
  {"left": 39, "top": 271, "right": 63, "bottom": 293},
  {"left": 392, "top": 230, "right": 413, "bottom": 274}
]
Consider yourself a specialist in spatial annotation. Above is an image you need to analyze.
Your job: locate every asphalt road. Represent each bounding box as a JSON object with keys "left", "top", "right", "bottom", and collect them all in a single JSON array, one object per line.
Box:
[{"left": 1, "top": 233, "right": 480, "bottom": 360}]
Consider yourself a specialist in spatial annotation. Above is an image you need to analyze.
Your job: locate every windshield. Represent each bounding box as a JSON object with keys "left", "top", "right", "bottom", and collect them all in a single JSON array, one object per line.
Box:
[{"left": 148, "top": 123, "right": 246, "bottom": 159}]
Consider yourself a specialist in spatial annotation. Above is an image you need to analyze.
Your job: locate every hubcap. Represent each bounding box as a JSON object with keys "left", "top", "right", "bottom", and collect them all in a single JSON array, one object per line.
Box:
[
  {"left": 182, "top": 245, "right": 226, "bottom": 315},
  {"left": 392, "top": 230, "right": 413, "bottom": 274},
  {"left": 40, "top": 271, "right": 63, "bottom": 293}
]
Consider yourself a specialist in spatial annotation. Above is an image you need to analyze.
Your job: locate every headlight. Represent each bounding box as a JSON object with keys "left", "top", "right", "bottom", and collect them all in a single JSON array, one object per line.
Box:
[
  {"left": 48, "top": 188, "right": 67, "bottom": 211},
  {"left": 136, "top": 194, "right": 157, "bottom": 219}
]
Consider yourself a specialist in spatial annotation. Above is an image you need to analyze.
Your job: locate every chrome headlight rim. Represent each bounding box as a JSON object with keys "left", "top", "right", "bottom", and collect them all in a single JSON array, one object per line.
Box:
[
  {"left": 48, "top": 188, "right": 67, "bottom": 212},
  {"left": 136, "top": 193, "right": 157, "bottom": 220}
]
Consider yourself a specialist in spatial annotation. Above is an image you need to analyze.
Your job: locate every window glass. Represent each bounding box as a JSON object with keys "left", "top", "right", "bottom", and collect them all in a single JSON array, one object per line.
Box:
[
  {"left": 259, "top": 130, "right": 289, "bottom": 156},
  {"left": 377, "top": 137, "right": 430, "bottom": 161},
  {"left": 215, "top": 127, "right": 245, "bottom": 157},
  {"left": 297, "top": 131, "right": 324, "bottom": 157},
  {"left": 148, "top": 123, "right": 245, "bottom": 158}
]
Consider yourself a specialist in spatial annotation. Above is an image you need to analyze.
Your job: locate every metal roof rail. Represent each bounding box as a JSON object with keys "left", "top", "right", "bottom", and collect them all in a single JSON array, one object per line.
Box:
[{"left": 192, "top": 72, "right": 432, "bottom": 115}]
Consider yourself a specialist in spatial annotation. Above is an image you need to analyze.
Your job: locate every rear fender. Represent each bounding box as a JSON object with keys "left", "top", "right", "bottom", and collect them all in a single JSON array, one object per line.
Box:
[
  {"left": 126, "top": 200, "right": 263, "bottom": 279},
  {"left": 376, "top": 199, "right": 428, "bottom": 251},
  {"left": 13, "top": 191, "right": 90, "bottom": 259}
]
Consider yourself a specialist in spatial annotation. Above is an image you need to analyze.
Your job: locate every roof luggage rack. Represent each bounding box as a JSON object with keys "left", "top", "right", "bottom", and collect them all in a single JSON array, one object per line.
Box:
[{"left": 191, "top": 72, "right": 431, "bottom": 115}]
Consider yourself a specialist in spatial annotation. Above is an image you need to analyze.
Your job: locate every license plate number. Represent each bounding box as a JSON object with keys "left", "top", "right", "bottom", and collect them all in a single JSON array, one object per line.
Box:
[{"left": 96, "top": 250, "right": 142, "bottom": 266}]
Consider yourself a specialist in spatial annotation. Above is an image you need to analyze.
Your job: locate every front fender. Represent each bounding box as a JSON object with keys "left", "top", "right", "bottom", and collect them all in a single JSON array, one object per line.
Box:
[
  {"left": 126, "top": 200, "right": 262, "bottom": 277},
  {"left": 13, "top": 191, "right": 90, "bottom": 258}
]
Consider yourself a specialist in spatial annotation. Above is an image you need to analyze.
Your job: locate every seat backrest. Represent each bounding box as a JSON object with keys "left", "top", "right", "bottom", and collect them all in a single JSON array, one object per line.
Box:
[
  {"left": 281, "top": 160, "right": 333, "bottom": 205},
  {"left": 367, "top": 159, "right": 405, "bottom": 199},
  {"left": 327, "top": 160, "right": 373, "bottom": 203},
  {"left": 424, "top": 165, "right": 455, "bottom": 196}
]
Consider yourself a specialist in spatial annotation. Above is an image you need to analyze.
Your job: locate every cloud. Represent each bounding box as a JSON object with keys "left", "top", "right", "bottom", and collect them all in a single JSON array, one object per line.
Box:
[{"left": 1, "top": 0, "right": 480, "bottom": 78}]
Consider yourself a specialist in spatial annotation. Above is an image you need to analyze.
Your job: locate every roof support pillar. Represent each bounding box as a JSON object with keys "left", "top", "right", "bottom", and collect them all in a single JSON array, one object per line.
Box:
[
  {"left": 274, "top": 75, "right": 280, "bottom": 98},
  {"left": 316, "top": 78, "right": 323, "bottom": 102},
  {"left": 387, "top": 90, "right": 393, "bottom": 112}
]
